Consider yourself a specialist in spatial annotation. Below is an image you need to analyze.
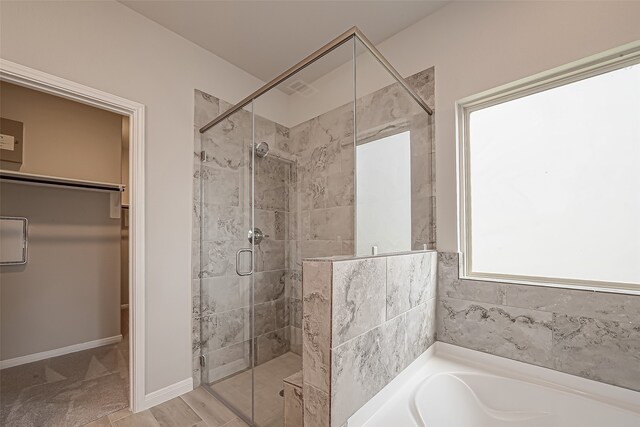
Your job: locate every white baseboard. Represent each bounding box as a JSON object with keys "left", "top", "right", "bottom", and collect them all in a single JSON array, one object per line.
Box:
[
  {"left": 140, "top": 378, "right": 193, "bottom": 411},
  {"left": 0, "top": 335, "right": 123, "bottom": 369}
]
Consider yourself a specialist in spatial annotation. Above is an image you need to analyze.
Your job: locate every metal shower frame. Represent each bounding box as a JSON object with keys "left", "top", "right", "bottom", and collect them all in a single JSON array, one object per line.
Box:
[{"left": 199, "top": 26, "right": 433, "bottom": 134}]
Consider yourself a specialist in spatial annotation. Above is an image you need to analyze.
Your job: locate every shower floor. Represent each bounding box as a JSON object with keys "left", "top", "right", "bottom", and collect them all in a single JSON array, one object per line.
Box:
[{"left": 207, "top": 352, "right": 302, "bottom": 427}]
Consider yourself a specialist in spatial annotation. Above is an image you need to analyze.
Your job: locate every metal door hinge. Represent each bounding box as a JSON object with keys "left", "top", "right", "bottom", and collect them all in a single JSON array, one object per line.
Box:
[{"left": 200, "top": 354, "right": 206, "bottom": 367}]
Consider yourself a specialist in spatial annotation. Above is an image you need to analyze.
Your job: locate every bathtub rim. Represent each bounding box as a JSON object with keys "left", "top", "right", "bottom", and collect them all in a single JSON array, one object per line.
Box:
[{"left": 348, "top": 342, "right": 640, "bottom": 426}]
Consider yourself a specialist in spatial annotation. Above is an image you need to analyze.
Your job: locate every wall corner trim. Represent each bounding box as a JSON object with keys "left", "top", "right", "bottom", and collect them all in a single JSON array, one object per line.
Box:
[{"left": 140, "top": 378, "right": 194, "bottom": 411}]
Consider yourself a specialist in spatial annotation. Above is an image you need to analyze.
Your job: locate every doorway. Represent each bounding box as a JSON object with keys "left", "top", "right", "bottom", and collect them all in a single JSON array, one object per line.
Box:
[{"left": 0, "top": 60, "right": 146, "bottom": 423}]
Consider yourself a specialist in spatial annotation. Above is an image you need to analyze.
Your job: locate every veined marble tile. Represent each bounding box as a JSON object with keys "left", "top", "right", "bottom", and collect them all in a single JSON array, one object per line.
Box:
[
  {"left": 505, "top": 285, "right": 640, "bottom": 323},
  {"left": 256, "top": 155, "right": 288, "bottom": 189},
  {"left": 192, "top": 240, "right": 201, "bottom": 280},
  {"left": 552, "top": 314, "right": 640, "bottom": 391},
  {"left": 439, "top": 274, "right": 506, "bottom": 305},
  {"left": 356, "top": 82, "right": 422, "bottom": 138},
  {"left": 411, "top": 195, "right": 432, "bottom": 250},
  {"left": 290, "top": 326, "right": 303, "bottom": 356},
  {"left": 254, "top": 114, "right": 276, "bottom": 148},
  {"left": 290, "top": 297, "right": 303, "bottom": 329},
  {"left": 285, "top": 269, "right": 303, "bottom": 300},
  {"left": 438, "top": 252, "right": 508, "bottom": 308},
  {"left": 438, "top": 252, "right": 460, "bottom": 283},
  {"left": 274, "top": 211, "right": 286, "bottom": 240},
  {"left": 254, "top": 270, "right": 286, "bottom": 304},
  {"left": 201, "top": 129, "right": 248, "bottom": 171},
  {"left": 253, "top": 300, "right": 277, "bottom": 337},
  {"left": 299, "top": 139, "right": 342, "bottom": 184},
  {"left": 255, "top": 239, "right": 285, "bottom": 272},
  {"left": 275, "top": 123, "right": 294, "bottom": 154},
  {"left": 200, "top": 240, "right": 245, "bottom": 278},
  {"left": 289, "top": 121, "right": 311, "bottom": 155},
  {"left": 386, "top": 251, "right": 436, "bottom": 319},
  {"left": 309, "top": 206, "right": 353, "bottom": 241},
  {"left": 201, "top": 204, "right": 246, "bottom": 242},
  {"left": 411, "top": 151, "right": 433, "bottom": 199},
  {"left": 300, "top": 240, "right": 342, "bottom": 261},
  {"left": 310, "top": 103, "right": 354, "bottom": 149},
  {"left": 192, "top": 354, "right": 202, "bottom": 388},
  {"left": 405, "top": 298, "right": 437, "bottom": 362},
  {"left": 254, "top": 184, "right": 288, "bottom": 211},
  {"left": 438, "top": 298, "right": 553, "bottom": 367},
  {"left": 302, "top": 261, "right": 332, "bottom": 393},
  {"left": 405, "top": 68, "right": 435, "bottom": 110},
  {"left": 203, "top": 307, "right": 250, "bottom": 352},
  {"left": 325, "top": 172, "right": 354, "bottom": 208},
  {"left": 284, "top": 381, "right": 303, "bottom": 427},
  {"left": 332, "top": 257, "right": 386, "bottom": 347},
  {"left": 303, "top": 384, "right": 329, "bottom": 427},
  {"left": 299, "top": 174, "right": 327, "bottom": 211},
  {"left": 194, "top": 89, "right": 220, "bottom": 128},
  {"left": 276, "top": 297, "right": 289, "bottom": 329},
  {"left": 201, "top": 166, "right": 240, "bottom": 208},
  {"left": 201, "top": 275, "right": 250, "bottom": 316},
  {"left": 193, "top": 167, "right": 202, "bottom": 205},
  {"left": 192, "top": 201, "right": 201, "bottom": 241},
  {"left": 203, "top": 340, "right": 251, "bottom": 383},
  {"left": 255, "top": 327, "right": 289, "bottom": 365},
  {"left": 331, "top": 314, "right": 407, "bottom": 427}
]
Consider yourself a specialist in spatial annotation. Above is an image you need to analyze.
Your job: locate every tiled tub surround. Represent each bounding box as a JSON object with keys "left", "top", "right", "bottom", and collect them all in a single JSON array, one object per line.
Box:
[
  {"left": 302, "top": 251, "right": 438, "bottom": 426},
  {"left": 437, "top": 252, "right": 640, "bottom": 392}
]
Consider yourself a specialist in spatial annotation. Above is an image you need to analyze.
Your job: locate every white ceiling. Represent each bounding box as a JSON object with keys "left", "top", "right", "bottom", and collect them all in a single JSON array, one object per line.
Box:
[{"left": 119, "top": 1, "right": 448, "bottom": 83}]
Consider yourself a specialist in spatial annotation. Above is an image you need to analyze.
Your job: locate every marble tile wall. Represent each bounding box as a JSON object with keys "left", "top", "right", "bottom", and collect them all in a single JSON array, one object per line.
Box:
[
  {"left": 302, "top": 251, "right": 437, "bottom": 426},
  {"left": 288, "top": 68, "right": 436, "bottom": 353},
  {"left": 355, "top": 68, "right": 436, "bottom": 251},
  {"left": 437, "top": 252, "right": 640, "bottom": 391}
]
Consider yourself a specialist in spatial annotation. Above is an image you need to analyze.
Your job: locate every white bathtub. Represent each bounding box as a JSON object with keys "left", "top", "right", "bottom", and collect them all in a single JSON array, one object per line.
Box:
[{"left": 348, "top": 343, "right": 640, "bottom": 427}]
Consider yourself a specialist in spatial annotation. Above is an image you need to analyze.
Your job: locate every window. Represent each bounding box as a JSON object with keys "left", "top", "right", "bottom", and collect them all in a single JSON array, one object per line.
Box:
[{"left": 458, "top": 46, "right": 640, "bottom": 292}]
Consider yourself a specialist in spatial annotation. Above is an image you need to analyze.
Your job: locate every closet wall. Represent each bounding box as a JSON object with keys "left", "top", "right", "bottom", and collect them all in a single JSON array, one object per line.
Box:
[{"left": 0, "top": 82, "right": 123, "bottom": 363}]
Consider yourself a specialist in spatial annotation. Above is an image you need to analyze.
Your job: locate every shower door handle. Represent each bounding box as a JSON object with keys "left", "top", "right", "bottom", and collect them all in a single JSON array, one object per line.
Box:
[{"left": 235, "top": 248, "right": 253, "bottom": 276}]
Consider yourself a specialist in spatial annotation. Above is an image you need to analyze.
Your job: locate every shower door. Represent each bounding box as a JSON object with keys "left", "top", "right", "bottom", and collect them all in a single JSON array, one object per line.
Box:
[
  {"left": 199, "top": 103, "right": 256, "bottom": 424},
  {"left": 199, "top": 100, "right": 298, "bottom": 426},
  {"left": 198, "top": 35, "right": 367, "bottom": 426}
]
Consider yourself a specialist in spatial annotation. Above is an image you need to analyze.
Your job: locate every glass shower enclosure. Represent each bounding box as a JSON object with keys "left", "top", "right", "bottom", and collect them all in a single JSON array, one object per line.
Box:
[{"left": 196, "top": 29, "right": 434, "bottom": 427}]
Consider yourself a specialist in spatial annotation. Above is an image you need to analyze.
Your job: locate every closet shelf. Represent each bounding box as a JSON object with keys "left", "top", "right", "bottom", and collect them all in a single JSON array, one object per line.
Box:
[{"left": 0, "top": 170, "right": 124, "bottom": 192}]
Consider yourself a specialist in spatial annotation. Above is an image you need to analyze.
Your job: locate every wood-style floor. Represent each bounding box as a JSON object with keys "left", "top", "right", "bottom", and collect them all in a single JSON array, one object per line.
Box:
[{"left": 84, "top": 387, "right": 248, "bottom": 427}]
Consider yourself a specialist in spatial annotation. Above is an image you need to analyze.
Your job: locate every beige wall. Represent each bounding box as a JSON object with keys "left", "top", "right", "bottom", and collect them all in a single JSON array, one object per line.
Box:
[
  {"left": 0, "top": 183, "right": 121, "bottom": 360},
  {"left": 0, "top": 0, "right": 287, "bottom": 394},
  {"left": 0, "top": 82, "right": 124, "bottom": 361},
  {"left": 373, "top": 1, "right": 640, "bottom": 251},
  {"left": 0, "top": 81, "right": 123, "bottom": 183}
]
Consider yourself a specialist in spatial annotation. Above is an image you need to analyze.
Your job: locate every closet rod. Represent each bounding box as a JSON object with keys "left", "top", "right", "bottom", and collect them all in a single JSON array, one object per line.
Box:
[{"left": 0, "top": 170, "right": 124, "bottom": 192}]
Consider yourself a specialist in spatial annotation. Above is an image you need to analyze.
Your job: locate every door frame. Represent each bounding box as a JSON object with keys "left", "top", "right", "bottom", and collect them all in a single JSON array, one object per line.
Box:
[{"left": 0, "top": 59, "right": 146, "bottom": 412}]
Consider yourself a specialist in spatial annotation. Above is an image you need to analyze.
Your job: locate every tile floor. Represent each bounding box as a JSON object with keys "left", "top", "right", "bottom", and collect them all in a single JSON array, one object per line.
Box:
[
  {"left": 84, "top": 387, "right": 248, "bottom": 427},
  {"left": 1, "top": 310, "right": 130, "bottom": 427},
  {"left": 2, "top": 313, "right": 299, "bottom": 427},
  {"left": 208, "top": 352, "right": 302, "bottom": 427}
]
